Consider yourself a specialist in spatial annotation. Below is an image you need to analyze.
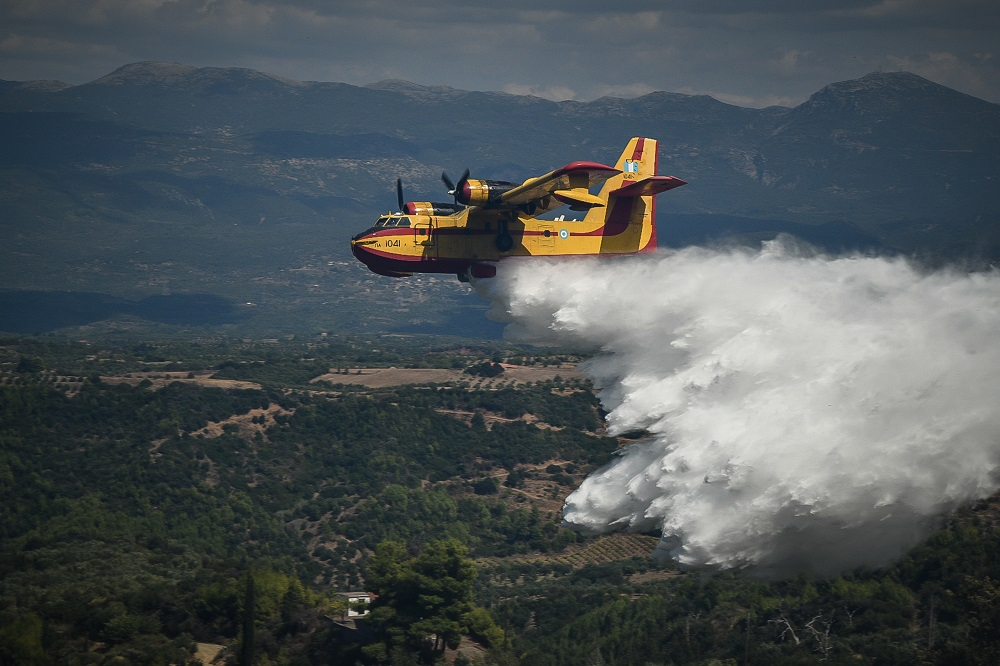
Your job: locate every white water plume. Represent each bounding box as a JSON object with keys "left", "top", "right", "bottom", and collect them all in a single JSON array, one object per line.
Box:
[{"left": 478, "top": 239, "right": 1000, "bottom": 576}]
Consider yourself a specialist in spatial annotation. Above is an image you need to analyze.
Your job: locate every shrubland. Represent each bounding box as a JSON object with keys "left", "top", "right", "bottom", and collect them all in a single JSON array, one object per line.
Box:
[{"left": 1, "top": 335, "right": 999, "bottom": 664}]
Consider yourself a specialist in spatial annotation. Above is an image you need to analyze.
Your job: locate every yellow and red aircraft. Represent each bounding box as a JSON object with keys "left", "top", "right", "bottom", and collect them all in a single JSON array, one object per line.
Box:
[{"left": 350, "top": 137, "right": 686, "bottom": 281}]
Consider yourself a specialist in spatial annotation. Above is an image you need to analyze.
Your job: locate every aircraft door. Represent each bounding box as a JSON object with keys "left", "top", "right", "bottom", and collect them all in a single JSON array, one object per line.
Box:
[
  {"left": 413, "top": 219, "right": 435, "bottom": 256},
  {"left": 539, "top": 224, "right": 555, "bottom": 251}
]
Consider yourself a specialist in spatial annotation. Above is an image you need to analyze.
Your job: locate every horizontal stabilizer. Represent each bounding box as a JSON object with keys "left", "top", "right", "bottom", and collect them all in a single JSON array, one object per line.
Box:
[{"left": 610, "top": 175, "right": 687, "bottom": 197}]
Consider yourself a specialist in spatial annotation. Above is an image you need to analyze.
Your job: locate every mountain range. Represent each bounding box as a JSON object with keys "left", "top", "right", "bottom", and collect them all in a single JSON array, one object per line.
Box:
[{"left": 1, "top": 62, "right": 998, "bottom": 336}]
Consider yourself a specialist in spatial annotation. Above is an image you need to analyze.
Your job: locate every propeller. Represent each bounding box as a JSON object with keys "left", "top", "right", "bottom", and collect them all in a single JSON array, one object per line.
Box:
[
  {"left": 396, "top": 178, "right": 405, "bottom": 212},
  {"left": 441, "top": 168, "right": 470, "bottom": 205}
]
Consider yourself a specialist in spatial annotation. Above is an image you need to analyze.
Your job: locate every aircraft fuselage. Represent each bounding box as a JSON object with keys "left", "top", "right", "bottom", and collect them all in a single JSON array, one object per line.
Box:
[{"left": 350, "top": 138, "right": 685, "bottom": 280}]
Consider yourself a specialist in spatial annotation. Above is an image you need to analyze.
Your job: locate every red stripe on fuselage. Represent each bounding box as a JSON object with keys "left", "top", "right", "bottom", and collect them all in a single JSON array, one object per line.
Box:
[
  {"left": 359, "top": 228, "right": 413, "bottom": 239},
  {"left": 354, "top": 245, "right": 425, "bottom": 262},
  {"left": 352, "top": 240, "right": 470, "bottom": 276}
]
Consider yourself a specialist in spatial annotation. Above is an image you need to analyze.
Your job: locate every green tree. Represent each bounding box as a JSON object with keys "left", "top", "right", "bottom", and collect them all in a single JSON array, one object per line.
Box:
[
  {"left": 0, "top": 613, "right": 47, "bottom": 665},
  {"left": 16, "top": 355, "right": 43, "bottom": 373},
  {"left": 240, "top": 572, "right": 256, "bottom": 666},
  {"left": 367, "top": 538, "right": 499, "bottom": 663},
  {"left": 964, "top": 576, "right": 1000, "bottom": 664}
]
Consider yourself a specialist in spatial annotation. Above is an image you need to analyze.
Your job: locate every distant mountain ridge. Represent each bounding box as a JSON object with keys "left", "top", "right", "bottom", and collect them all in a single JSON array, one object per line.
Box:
[{"left": 1, "top": 62, "right": 998, "bottom": 335}]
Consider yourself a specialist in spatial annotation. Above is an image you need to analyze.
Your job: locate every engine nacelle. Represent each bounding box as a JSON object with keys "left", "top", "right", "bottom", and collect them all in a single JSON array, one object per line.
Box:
[
  {"left": 457, "top": 179, "right": 519, "bottom": 207},
  {"left": 402, "top": 201, "right": 467, "bottom": 216}
]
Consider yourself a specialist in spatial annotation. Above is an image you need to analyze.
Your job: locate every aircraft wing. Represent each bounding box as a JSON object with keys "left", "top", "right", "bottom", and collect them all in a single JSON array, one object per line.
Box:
[{"left": 500, "top": 161, "right": 620, "bottom": 207}]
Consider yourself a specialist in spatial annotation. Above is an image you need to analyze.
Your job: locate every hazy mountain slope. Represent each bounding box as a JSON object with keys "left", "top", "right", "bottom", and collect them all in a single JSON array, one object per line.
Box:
[{"left": 1, "top": 63, "right": 997, "bottom": 335}]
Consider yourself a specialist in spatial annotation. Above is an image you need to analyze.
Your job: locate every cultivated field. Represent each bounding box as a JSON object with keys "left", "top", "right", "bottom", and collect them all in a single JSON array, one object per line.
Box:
[
  {"left": 100, "top": 370, "right": 262, "bottom": 390},
  {"left": 312, "top": 364, "right": 582, "bottom": 388}
]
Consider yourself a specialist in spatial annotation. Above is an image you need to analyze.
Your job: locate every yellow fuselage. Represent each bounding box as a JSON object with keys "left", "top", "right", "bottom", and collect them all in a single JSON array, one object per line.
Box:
[{"left": 351, "top": 137, "right": 679, "bottom": 279}]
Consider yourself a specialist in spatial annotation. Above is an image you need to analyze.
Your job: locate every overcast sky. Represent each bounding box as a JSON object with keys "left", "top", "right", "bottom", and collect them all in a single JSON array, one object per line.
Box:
[{"left": 1, "top": 0, "right": 997, "bottom": 108}]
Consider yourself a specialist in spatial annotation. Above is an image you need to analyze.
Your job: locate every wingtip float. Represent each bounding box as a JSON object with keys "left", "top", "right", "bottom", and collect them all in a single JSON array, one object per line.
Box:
[{"left": 350, "top": 137, "right": 687, "bottom": 282}]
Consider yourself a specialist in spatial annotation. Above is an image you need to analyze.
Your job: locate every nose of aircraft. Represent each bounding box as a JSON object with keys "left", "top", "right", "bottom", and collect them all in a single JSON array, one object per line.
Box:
[{"left": 351, "top": 233, "right": 376, "bottom": 263}]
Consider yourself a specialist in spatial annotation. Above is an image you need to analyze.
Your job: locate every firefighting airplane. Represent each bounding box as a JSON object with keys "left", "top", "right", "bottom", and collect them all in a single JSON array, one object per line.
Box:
[{"left": 350, "top": 137, "right": 686, "bottom": 281}]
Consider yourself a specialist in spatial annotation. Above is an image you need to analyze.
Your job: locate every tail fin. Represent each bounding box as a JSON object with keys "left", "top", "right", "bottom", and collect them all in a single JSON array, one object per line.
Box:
[{"left": 583, "top": 137, "right": 686, "bottom": 254}]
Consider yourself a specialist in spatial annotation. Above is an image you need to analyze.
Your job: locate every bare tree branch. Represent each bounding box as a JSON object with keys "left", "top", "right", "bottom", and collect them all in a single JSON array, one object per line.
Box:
[
  {"left": 805, "top": 611, "right": 835, "bottom": 661},
  {"left": 769, "top": 612, "right": 801, "bottom": 645}
]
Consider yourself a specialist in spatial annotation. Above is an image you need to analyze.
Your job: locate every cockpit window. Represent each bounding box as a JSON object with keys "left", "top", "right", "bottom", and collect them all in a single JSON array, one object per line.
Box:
[{"left": 370, "top": 215, "right": 411, "bottom": 230}]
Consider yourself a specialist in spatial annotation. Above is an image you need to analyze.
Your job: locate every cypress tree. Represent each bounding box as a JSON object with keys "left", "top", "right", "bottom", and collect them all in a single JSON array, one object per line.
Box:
[{"left": 240, "top": 572, "right": 256, "bottom": 666}]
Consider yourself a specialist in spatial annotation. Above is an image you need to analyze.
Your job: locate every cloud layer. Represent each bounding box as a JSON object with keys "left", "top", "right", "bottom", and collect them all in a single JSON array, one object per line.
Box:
[
  {"left": 1, "top": 1, "right": 998, "bottom": 106},
  {"left": 480, "top": 240, "right": 1000, "bottom": 576}
]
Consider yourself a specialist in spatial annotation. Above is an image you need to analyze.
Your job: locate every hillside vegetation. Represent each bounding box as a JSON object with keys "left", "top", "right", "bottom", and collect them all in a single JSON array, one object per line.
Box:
[{"left": 2, "top": 335, "right": 1000, "bottom": 664}]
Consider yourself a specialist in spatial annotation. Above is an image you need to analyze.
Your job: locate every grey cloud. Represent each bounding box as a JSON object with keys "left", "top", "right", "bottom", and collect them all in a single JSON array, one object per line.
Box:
[{"left": 1, "top": 0, "right": 998, "bottom": 105}]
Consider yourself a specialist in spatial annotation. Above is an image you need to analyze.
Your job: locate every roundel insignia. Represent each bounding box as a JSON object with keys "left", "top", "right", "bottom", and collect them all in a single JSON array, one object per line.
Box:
[{"left": 559, "top": 228, "right": 569, "bottom": 240}]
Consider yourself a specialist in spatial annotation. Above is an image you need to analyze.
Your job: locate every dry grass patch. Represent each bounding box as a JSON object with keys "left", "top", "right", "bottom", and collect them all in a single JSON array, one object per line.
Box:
[
  {"left": 190, "top": 402, "right": 294, "bottom": 439},
  {"left": 101, "top": 370, "right": 262, "bottom": 390},
  {"left": 194, "top": 643, "right": 225, "bottom": 665}
]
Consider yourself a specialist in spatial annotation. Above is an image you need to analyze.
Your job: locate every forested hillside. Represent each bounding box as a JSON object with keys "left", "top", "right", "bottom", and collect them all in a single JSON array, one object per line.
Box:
[{"left": 2, "top": 336, "right": 1000, "bottom": 664}]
